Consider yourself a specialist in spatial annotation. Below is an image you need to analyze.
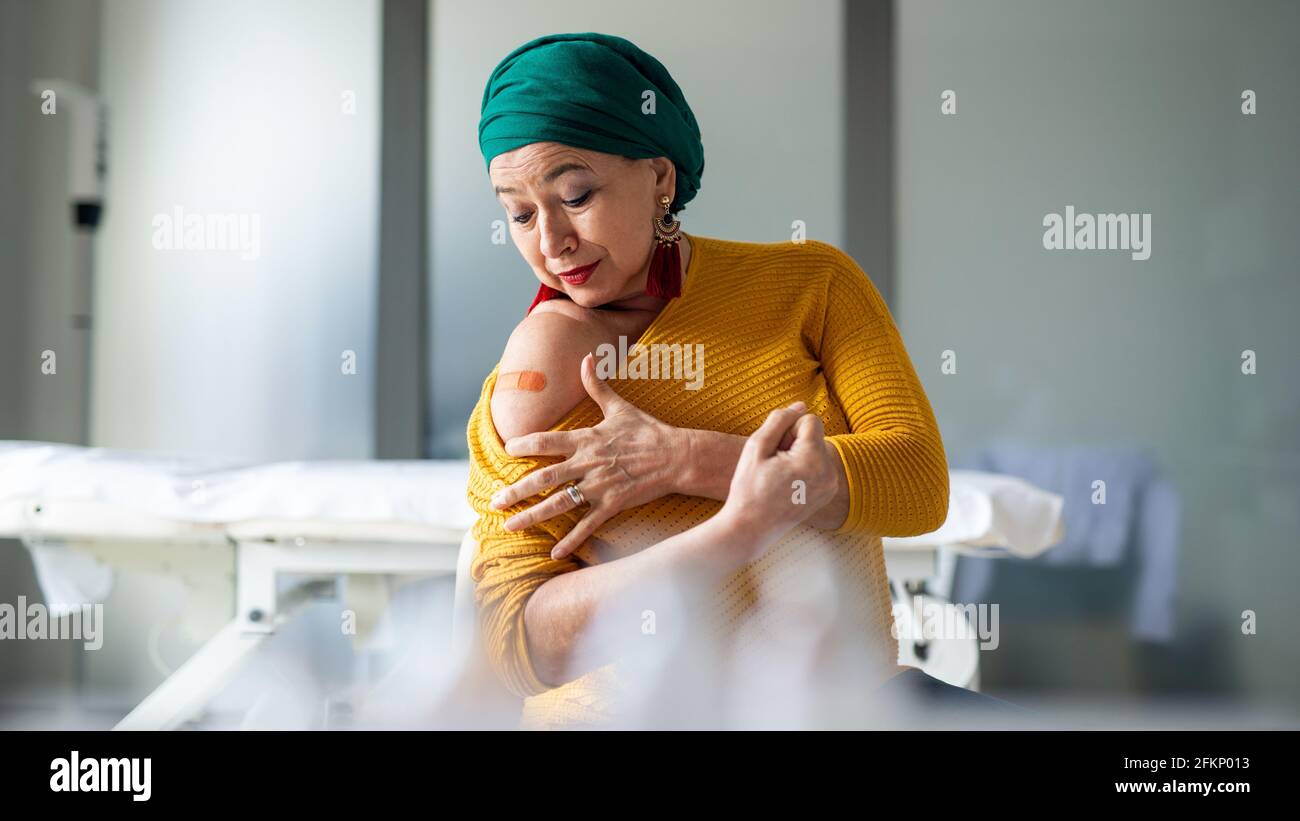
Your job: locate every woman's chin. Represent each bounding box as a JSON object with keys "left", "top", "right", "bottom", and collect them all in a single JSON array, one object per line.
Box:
[
  {"left": 561, "top": 278, "right": 639, "bottom": 309},
  {"left": 565, "top": 288, "right": 611, "bottom": 308}
]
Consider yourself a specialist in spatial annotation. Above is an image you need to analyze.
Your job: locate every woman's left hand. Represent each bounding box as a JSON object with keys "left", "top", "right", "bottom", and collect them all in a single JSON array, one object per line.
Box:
[{"left": 491, "top": 353, "right": 687, "bottom": 560}]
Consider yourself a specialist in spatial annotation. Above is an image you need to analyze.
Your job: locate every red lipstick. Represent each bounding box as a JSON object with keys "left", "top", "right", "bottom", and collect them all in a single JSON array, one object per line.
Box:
[{"left": 556, "top": 261, "right": 599, "bottom": 286}]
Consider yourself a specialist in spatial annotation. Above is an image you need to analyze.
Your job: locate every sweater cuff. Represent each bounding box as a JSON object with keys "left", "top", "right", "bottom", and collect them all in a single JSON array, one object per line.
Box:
[
  {"left": 503, "top": 612, "right": 553, "bottom": 698},
  {"left": 475, "top": 569, "right": 557, "bottom": 699},
  {"left": 825, "top": 435, "right": 868, "bottom": 537},
  {"left": 822, "top": 431, "right": 949, "bottom": 538}
]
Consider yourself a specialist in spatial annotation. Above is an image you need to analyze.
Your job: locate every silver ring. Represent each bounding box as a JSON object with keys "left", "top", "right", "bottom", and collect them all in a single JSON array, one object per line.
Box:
[{"left": 564, "top": 483, "right": 586, "bottom": 506}]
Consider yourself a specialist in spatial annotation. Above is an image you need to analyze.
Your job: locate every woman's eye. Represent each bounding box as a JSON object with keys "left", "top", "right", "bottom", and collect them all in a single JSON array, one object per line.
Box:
[{"left": 510, "top": 192, "right": 589, "bottom": 224}]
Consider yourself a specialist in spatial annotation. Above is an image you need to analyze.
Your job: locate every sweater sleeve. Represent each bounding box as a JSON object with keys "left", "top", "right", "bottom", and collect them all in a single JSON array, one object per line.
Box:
[
  {"left": 465, "top": 387, "right": 583, "bottom": 700},
  {"left": 811, "top": 242, "right": 950, "bottom": 538}
]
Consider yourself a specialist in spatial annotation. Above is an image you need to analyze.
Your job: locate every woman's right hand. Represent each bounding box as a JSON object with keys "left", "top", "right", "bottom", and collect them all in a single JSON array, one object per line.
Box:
[{"left": 716, "top": 401, "right": 837, "bottom": 562}]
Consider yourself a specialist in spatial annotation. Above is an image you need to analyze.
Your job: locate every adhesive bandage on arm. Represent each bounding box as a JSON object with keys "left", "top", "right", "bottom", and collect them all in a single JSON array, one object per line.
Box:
[{"left": 498, "top": 370, "right": 548, "bottom": 392}]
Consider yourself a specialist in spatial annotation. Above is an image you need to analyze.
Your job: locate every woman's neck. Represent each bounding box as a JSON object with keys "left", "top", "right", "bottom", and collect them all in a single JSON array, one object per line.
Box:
[{"left": 603, "top": 234, "right": 692, "bottom": 312}]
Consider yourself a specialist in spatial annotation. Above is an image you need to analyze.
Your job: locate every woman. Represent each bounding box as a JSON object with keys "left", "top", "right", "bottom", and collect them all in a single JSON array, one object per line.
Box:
[{"left": 466, "top": 33, "right": 950, "bottom": 729}]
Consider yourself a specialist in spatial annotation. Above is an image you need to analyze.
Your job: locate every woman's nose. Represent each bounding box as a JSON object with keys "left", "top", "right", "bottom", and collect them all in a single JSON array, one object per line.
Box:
[{"left": 537, "top": 209, "right": 576, "bottom": 260}]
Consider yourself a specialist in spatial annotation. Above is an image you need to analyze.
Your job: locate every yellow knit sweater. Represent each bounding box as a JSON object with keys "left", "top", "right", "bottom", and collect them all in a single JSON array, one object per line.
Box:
[{"left": 465, "top": 232, "right": 949, "bottom": 729}]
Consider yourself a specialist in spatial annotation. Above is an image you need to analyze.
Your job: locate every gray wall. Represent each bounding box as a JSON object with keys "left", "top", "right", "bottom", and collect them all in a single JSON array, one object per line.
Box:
[
  {"left": 896, "top": 0, "right": 1300, "bottom": 703},
  {"left": 0, "top": 0, "right": 103, "bottom": 719},
  {"left": 2, "top": 0, "right": 383, "bottom": 720},
  {"left": 425, "top": 0, "right": 848, "bottom": 456},
  {"left": 374, "top": 0, "right": 429, "bottom": 459},
  {"left": 91, "top": 0, "right": 381, "bottom": 463},
  {"left": 0, "top": 0, "right": 101, "bottom": 445}
]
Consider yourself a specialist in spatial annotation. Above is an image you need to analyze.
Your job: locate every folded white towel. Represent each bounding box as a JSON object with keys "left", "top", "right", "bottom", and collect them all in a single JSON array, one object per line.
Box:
[{"left": 883, "top": 470, "right": 1065, "bottom": 558}]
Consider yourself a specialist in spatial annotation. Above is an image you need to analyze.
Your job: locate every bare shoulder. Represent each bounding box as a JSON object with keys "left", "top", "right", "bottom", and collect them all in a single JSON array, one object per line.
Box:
[{"left": 490, "top": 300, "right": 608, "bottom": 443}]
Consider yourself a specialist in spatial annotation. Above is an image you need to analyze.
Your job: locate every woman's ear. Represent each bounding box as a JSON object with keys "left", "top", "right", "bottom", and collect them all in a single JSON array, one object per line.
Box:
[{"left": 647, "top": 156, "right": 676, "bottom": 201}]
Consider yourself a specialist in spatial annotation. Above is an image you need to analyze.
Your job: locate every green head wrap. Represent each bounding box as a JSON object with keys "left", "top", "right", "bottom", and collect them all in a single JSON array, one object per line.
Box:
[{"left": 479, "top": 32, "right": 704, "bottom": 215}]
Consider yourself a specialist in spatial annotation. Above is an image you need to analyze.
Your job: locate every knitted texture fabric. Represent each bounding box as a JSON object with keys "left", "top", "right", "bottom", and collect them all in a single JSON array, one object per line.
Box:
[{"left": 465, "top": 233, "right": 949, "bottom": 728}]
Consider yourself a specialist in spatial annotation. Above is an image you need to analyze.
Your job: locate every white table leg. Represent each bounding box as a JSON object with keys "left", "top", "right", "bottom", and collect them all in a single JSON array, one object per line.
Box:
[
  {"left": 115, "top": 536, "right": 461, "bottom": 730},
  {"left": 113, "top": 618, "right": 267, "bottom": 730}
]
